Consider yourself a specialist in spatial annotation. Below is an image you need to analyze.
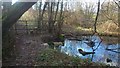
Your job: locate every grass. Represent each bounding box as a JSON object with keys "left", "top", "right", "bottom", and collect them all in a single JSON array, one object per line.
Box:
[{"left": 35, "top": 48, "right": 107, "bottom": 66}]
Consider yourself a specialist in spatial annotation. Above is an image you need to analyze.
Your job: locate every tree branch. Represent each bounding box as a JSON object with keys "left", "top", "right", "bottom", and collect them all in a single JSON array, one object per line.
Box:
[{"left": 113, "top": 0, "right": 120, "bottom": 9}]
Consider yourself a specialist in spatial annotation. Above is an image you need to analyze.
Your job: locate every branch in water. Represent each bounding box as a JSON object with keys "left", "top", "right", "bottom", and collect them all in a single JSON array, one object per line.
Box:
[
  {"left": 93, "top": 40, "right": 102, "bottom": 51},
  {"left": 78, "top": 49, "right": 95, "bottom": 56},
  {"left": 106, "top": 48, "right": 120, "bottom": 53}
]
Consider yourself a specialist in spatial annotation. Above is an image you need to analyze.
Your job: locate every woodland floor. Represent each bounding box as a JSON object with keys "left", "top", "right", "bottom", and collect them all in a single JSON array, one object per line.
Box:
[
  {"left": 3, "top": 34, "right": 48, "bottom": 66},
  {"left": 2, "top": 28, "right": 119, "bottom": 66}
]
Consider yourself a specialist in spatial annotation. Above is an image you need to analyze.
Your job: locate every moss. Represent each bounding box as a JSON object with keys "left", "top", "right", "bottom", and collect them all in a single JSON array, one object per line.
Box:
[
  {"left": 36, "top": 48, "right": 108, "bottom": 66},
  {"left": 47, "top": 41, "right": 54, "bottom": 49},
  {"left": 58, "top": 34, "right": 64, "bottom": 41}
]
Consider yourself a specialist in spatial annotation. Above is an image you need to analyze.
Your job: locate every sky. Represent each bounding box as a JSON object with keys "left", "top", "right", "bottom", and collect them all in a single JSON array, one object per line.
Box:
[
  {"left": 12, "top": 0, "right": 103, "bottom": 4},
  {"left": 11, "top": 0, "right": 115, "bottom": 12},
  {"left": 12, "top": 0, "right": 18, "bottom": 4},
  {"left": 12, "top": 0, "right": 114, "bottom": 4}
]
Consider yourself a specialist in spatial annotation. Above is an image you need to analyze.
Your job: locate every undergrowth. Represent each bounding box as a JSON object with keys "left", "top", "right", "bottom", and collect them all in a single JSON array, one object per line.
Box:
[{"left": 36, "top": 48, "right": 108, "bottom": 67}]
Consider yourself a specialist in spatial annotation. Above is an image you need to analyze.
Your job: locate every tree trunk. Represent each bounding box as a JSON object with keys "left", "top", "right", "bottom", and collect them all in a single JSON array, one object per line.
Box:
[
  {"left": 2, "top": 2, "right": 36, "bottom": 35},
  {"left": 2, "top": 2, "right": 12, "bottom": 15},
  {"left": 38, "top": 2, "right": 42, "bottom": 29},
  {"left": 39, "top": 2, "right": 48, "bottom": 32},
  {"left": 57, "top": 1, "right": 63, "bottom": 35},
  {"left": 94, "top": 0, "right": 100, "bottom": 33},
  {"left": 48, "top": 2, "right": 54, "bottom": 33},
  {"left": 53, "top": 2, "right": 59, "bottom": 24}
]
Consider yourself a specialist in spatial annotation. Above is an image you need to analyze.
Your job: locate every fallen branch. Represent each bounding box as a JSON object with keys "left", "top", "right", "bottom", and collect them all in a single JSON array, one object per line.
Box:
[
  {"left": 93, "top": 40, "right": 102, "bottom": 51},
  {"left": 106, "top": 48, "right": 120, "bottom": 53}
]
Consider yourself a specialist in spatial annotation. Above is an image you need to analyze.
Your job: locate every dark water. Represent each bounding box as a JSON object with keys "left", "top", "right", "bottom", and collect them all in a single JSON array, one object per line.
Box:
[{"left": 60, "top": 35, "right": 119, "bottom": 66}]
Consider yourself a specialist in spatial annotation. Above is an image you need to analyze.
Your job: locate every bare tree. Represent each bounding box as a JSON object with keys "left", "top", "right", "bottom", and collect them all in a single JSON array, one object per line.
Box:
[
  {"left": 38, "top": 2, "right": 48, "bottom": 32},
  {"left": 100, "top": 1, "right": 118, "bottom": 25},
  {"left": 113, "top": 0, "right": 120, "bottom": 8},
  {"left": 94, "top": 0, "right": 100, "bottom": 33},
  {"left": 53, "top": 2, "right": 60, "bottom": 24},
  {"left": 48, "top": 2, "right": 54, "bottom": 33},
  {"left": 37, "top": 2, "right": 42, "bottom": 29},
  {"left": 57, "top": 1, "right": 64, "bottom": 35}
]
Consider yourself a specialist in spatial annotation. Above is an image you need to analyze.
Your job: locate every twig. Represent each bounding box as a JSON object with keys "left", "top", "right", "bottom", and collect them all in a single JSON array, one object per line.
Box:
[
  {"left": 91, "top": 47, "right": 94, "bottom": 61},
  {"left": 113, "top": 0, "right": 120, "bottom": 9},
  {"left": 106, "top": 48, "right": 120, "bottom": 50},
  {"left": 106, "top": 49, "right": 120, "bottom": 53},
  {"left": 93, "top": 40, "right": 102, "bottom": 51}
]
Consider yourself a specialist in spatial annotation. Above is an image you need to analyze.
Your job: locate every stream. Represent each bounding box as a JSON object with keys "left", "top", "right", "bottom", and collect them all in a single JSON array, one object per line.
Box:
[{"left": 60, "top": 35, "right": 119, "bottom": 66}]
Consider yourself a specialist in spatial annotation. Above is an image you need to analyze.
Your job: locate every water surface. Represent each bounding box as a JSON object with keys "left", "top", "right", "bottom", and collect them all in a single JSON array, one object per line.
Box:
[{"left": 60, "top": 35, "right": 119, "bottom": 66}]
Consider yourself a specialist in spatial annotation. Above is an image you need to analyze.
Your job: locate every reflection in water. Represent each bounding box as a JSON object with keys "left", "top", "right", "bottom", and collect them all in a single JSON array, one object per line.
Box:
[{"left": 60, "top": 35, "right": 119, "bottom": 66}]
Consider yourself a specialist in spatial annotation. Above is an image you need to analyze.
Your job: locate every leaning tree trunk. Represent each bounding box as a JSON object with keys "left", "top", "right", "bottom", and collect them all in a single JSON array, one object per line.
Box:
[
  {"left": 2, "top": 2, "right": 36, "bottom": 36},
  {"left": 2, "top": 2, "right": 12, "bottom": 15},
  {"left": 2, "top": 2, "right": 37, "bottom": 62}
]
